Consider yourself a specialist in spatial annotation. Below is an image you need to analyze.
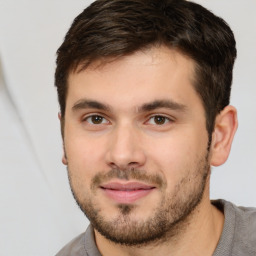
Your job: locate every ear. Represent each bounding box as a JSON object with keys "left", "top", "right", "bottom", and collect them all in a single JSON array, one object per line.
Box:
[
  {"left": 210, "top": 105, "right": 238, "bottom": 166},
  {"left": 62, "top": 151, "right": 68, "bottom": 165},
  {"left": 58, "top": 112, "right": 68, "bottom": 165}
]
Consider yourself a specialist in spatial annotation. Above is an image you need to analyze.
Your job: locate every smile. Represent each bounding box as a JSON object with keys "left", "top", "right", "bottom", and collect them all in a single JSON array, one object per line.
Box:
[{"left": 100, "top": 182, "right": 156, "bottom": 204}]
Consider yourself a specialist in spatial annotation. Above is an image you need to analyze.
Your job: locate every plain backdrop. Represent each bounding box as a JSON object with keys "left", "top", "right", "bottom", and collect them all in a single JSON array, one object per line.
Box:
[{"left": 0, "top": 0, "right": 255, "bottom": 255}]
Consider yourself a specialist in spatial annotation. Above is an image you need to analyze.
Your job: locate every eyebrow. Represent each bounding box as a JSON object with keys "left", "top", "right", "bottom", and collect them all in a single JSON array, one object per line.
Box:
[
  {"left": 138, "top": 99, "right": 187, "bottom": 113},
  {"left": 72, "top": 98, "right": 187, "bottom": 113},
  {"left": 72, "top": 99, "right": 111, "bottom": 112}
]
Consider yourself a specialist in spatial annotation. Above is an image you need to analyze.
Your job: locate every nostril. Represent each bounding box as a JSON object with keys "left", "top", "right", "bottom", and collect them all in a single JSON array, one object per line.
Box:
[
  {"left": 109, "top": 162, "right": 118, "bottom": 169},
  {"left": 105, "top": 143, "right": 146, "bottom": 171}
]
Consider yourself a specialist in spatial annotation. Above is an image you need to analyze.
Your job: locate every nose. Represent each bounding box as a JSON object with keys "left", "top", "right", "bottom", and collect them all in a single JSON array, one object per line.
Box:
[{"left": 105, "top": 124, "right": 146, "bottom": 170}]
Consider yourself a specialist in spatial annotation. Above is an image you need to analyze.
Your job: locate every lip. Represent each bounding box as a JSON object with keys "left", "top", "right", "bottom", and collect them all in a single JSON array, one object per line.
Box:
[{"left": 100, "top": 182, "right": 156, "bottom": 204}]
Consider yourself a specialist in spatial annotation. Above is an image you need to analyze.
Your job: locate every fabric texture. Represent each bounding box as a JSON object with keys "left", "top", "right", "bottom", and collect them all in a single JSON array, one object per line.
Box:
[
  {"left": 55, "top": 225, "right": 100, "bottom": 256},
  {"left": 212, "top": 200, "right": 256, "bottom": 256},
  {"left": 56, "top": 200, "right": 256, "bottom": 256}
]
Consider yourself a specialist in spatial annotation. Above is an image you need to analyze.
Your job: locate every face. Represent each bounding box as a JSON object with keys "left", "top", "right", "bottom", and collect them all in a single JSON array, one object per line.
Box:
[{"left": 63, "top": 47, "right": 211, "bottom": 245}]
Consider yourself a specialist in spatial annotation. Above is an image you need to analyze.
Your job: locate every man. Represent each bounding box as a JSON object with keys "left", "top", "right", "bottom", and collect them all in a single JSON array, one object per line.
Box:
[{"left": 55, "top": 0, "right": 256, "bottom": 255}]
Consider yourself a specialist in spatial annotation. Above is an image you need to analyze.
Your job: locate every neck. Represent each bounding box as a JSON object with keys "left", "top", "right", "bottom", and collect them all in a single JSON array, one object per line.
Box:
[{"left": 94, "top": 188, "right": 224, "bottom": 256}]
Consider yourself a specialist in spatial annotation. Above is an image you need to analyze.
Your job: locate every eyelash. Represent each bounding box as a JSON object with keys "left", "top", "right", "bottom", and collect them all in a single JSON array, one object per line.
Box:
[
  {"left": 83, "top": 114, "right": 109, "bottom": 125},
  {"left": 146, "top": 115, "right": 172, "bottom": 125},
  {"left": 82, "top": 114, "right": 173, "bottom": 126}
]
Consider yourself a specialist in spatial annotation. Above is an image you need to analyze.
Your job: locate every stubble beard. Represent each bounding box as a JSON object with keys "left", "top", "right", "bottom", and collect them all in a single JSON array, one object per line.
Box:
[{"left": 67, "top": 152, "right": 210, "bottom": 247}]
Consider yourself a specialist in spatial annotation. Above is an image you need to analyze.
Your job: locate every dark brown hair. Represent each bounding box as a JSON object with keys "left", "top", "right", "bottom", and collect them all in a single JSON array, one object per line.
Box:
[{"left": 55, "top": 0, "right": 236, "bottom": 136}]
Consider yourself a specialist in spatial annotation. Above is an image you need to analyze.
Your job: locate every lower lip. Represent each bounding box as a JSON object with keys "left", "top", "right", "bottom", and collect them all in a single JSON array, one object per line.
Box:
[{"left": 102, "top": 188, "right": 154, "bottom": 204}]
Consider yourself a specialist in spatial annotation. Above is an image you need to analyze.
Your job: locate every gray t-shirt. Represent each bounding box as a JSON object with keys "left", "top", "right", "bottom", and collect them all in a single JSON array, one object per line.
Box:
[{"left": 56, "top": 200, "right": 256, "bottom": 256}]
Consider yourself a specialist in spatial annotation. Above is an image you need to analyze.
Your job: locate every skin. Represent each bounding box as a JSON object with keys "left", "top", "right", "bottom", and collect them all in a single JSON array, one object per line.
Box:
[{"left": 61, "top": 47, "right": 238, "bottom": 256}]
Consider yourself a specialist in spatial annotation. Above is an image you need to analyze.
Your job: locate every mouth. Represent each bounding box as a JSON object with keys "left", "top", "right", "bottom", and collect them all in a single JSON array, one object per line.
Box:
[{"left": 100, "top": 182, "right": 156, "bottom": 204}]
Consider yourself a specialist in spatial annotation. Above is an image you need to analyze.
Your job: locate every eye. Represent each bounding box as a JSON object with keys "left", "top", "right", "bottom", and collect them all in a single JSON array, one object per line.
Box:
[
  {"left": 147, "top": 115, "right": 171, "bottom": 125},
  {"left": 84, "top": 115, "right": 109, "bottom": 125}
]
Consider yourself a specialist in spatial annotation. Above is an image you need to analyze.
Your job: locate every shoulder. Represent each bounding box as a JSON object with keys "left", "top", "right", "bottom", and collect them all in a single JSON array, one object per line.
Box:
[
  {"left": 231, "top": 202, "right": 256, "bottom": 253},
  {"left": 55, "top": 225, "right": 101, "bottom": 256},
  {"left": 213, "top": 199, "right": 256, "bottom": 255},
  {"left": 55, "top": 232, "right": 86, "bottom": 256},
  {"left": 223, "top": 200, "right": 256, "bottom": 236}
]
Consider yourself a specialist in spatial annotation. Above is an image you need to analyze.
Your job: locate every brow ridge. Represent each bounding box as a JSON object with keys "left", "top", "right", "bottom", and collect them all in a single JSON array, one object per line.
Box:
[
  {"left": 72, "top": 98, "right": 187, "bottom": 113},
  {"left": 72, "top": 99, "right": 111, "bottom": 112},
  {"left": 139, "top": 99, "right": 187, "bottom": 112}
]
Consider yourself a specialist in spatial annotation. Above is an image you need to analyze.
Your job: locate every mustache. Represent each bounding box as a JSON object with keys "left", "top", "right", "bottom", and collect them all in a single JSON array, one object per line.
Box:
[{"left": 91, "top": 168, "right": 166, "bottom": 191}]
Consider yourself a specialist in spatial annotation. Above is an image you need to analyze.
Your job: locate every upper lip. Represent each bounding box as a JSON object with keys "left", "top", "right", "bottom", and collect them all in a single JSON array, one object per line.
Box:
[{"left": 100, "top": 182, "right": 156, "bottom": 191}]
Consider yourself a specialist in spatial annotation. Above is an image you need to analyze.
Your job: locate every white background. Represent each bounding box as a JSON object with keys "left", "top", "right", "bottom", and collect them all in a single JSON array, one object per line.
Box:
[{"left": 0, "top": 0, "right": 255, "bottom": 255}]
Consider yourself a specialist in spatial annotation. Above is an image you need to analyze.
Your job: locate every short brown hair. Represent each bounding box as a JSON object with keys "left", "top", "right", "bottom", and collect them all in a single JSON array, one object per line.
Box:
[{"left": 55, "top": 0, "right": 236, "bottom": 135}]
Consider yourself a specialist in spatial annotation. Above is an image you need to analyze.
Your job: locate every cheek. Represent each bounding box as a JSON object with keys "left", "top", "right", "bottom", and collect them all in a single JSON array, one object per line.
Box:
[
  {"left": 66, "top": 139, "right": 98, "bottom": 200},
  {"left": 145, "top": 130, "right": 208, "bottom": 178},
  {"left": 65, "top": 123, "right": 106, "bottom": 159},
  {"left": 64, "top": 134, "right": 107, "bottom": 184}
]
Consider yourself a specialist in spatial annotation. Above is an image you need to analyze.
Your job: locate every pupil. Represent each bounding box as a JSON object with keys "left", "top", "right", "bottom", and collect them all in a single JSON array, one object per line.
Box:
[
  {"left": 92, "top": 116, "right": 102, "bottom": 124},
  {"left": 154, "top": 116, "right": 165, "bottom": 125}
]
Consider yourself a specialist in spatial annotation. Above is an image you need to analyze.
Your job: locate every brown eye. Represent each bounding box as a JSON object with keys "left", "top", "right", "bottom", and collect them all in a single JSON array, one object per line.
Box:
[
  {"left": 154, "top": 116, "right": 167, "bottom": 125},
  {"left": 92, "top": 116, "right": 103, "bottom": 124},
  {"left": 147, "top": 115, "right": 170, "bottom": 125},
  {"left": 85, "top": 115, "right": 108, "bottom": 124}
]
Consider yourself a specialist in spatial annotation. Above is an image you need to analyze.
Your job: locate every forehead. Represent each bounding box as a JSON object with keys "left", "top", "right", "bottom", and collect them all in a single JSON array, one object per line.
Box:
[
  {"left": 66, "top": 47, "right": 200, "bottom": 110},
  {"left": 75, "top": 46, "right": 195, "bottom": 76}
]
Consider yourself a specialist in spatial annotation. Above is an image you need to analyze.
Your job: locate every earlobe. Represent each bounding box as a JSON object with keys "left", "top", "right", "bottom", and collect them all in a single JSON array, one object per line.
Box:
[
  {"left": 62, "top": 154, "right": 68, "bottom": 165},
  {"left": 62, "top": 145, "right": 68, "bottom": 165},
  {"left": 210, "top": 105, "right": 238, "bottom": 166},
  {"left": 58, "top": 112, "right": 67, "bottom": 165}
]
